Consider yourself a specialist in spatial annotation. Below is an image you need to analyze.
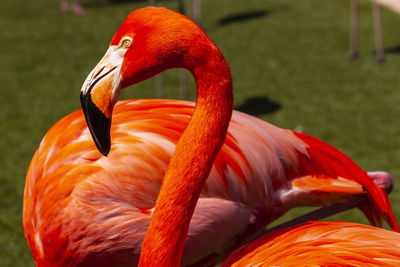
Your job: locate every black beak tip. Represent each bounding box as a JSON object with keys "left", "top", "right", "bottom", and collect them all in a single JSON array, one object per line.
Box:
[
  {"left": 80, "top": 92, "right": 111, "bottom": 157},
  {"left": 96, "top": 139, "right": 110, "bottom": 157}
]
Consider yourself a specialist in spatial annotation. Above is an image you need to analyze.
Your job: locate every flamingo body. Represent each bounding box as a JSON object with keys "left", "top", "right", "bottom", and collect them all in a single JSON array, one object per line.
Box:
[
  {"left": 24, "top": 99, "right": 396, "bottom": 266},
  {"left": 374, "top": 0, "right": 400, "bottom": 14},
  {"left": 223, "top": 221, "right": 400, "bottom": 267}
]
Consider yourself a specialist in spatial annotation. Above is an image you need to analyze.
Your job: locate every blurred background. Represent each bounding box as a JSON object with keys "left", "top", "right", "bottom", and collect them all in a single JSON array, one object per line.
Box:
[{"left": 1, "top": 0, "right": 400, "bottom": 265}]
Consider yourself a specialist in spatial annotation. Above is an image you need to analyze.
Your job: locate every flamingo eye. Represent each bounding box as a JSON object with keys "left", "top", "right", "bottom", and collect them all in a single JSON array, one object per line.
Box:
[{"left": 120, "top": 37, "right": 133, "bottom": 48}]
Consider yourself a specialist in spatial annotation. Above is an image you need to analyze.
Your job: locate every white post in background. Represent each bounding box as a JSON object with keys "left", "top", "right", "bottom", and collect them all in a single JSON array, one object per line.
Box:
[
  {"left": 179, "top": 0, "right": 189, "bottom": 99},
  {"left": 372, "top": 1, "right": 385, "bottom": 63},
  {"left": 192, "top": 0, "right": 202, "bottom": 26},
  {"left": 148, "top": 0, "right": 165, "bottom": 97},
  {"left": 349, "top": 0, "right": 359, "bottom": 60}
]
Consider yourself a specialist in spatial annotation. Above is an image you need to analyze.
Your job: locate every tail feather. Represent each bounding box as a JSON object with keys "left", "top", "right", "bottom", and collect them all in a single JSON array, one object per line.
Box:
[{"left": 293, "top": 131, "right": 399, "bottom": 231}]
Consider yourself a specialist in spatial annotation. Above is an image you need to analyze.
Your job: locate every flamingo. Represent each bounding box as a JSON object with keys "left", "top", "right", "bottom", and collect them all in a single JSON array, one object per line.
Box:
[
  {"left": 350, "top": 0, "right": 400, "bottom": 62},
  {"left": 349, "top": 0, "right": 385, "bottom": 62},
  {"left": 23, "top": 7, "right": 398, "bottom": 267},
  {"left": 374, "top": 0, "right": 400, "bottom": 13},
  {"left": 222, "top": 221, "right": 400, "bottom": 266}
]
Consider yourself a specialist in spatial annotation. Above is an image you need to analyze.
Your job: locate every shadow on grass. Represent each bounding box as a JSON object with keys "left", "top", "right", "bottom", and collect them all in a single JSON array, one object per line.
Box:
[
  {"left": 235, "top": 96, "right": 280, "bottom": 116},
  {"left": 218, "top": 10, "right": 271, "bottom": 25},
  {"left": 384, "top": 45, "right": 400, "bottom": 54}
]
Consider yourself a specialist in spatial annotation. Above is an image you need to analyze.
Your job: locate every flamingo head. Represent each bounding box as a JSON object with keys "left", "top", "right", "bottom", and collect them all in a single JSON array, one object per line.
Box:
[{"left": 80, "top": 7, "right": 211, "bottom": 156}]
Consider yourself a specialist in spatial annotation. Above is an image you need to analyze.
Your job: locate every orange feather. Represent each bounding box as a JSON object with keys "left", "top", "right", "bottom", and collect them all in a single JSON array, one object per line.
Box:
[{"left": 223, "top": 221, "right": 400, "bottom": 267}]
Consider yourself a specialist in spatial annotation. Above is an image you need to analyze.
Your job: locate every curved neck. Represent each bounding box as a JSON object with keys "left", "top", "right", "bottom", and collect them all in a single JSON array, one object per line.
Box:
[{"left": 138, "top": 48, "right": 233, "bottom": 266}]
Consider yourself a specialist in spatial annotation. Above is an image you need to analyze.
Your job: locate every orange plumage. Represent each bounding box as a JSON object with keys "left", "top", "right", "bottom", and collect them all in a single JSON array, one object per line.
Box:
[
  {"left": 223, "top": 221, "right": 400, "bottom": 267},
  {"left": 23, "top": 100, "right": 398, "bottom": 266}
]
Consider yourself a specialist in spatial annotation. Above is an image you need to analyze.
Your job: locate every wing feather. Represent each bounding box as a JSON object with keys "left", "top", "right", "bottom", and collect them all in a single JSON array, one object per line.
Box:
[{"left": 223, "top": 221, "right": 400, "bottom": 267}]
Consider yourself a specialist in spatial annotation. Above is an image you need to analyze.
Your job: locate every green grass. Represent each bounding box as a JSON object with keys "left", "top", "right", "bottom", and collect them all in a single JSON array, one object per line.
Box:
[{"left": 1, "top": 0, "right": 400, "bottom": 265}]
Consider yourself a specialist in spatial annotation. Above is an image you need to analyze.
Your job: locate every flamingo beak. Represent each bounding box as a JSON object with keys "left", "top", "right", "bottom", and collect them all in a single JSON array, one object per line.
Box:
[{"left": 80, "top": 46, "right": 123, "bottom": 156}]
